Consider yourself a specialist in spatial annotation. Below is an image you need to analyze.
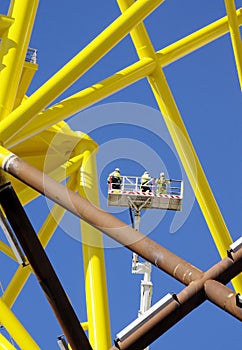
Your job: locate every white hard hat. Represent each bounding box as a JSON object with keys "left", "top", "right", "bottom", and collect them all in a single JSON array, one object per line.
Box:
[
  {"left": 115, "top": 168, "right": 120, "bottom": 172},
  {"left": 160, "top": 172, "right": 165, "bottom": 177}
]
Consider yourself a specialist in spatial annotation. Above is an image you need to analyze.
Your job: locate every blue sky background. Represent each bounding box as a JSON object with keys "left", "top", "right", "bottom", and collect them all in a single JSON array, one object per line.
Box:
[{"left": 0, "top": 0, "right": 242, "bottom": 349}]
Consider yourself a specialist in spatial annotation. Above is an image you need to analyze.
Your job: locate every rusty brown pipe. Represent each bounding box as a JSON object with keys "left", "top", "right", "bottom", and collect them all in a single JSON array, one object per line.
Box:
[
  {"left": 111, "top": 248, "right": 242, "bottom": 350},
  {"left": 0, "top": 181, "right": 92, "bottom": 350},
  {"left": 2, "top": 154, "right": 202, "bottom": 285},
  {"left": 204, "top": 279, "right": 242, "bottom": 321}
]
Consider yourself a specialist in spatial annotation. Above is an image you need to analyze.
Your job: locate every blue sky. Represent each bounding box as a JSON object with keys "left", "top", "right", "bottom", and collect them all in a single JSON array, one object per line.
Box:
[{"left": 0, "top": 0, "right": 242, "bottom": 349}]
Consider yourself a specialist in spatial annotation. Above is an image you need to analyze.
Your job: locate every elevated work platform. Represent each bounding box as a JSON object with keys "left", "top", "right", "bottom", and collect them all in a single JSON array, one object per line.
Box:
[{"left": 108, "top": 176, "right": 183, "bottom": 211}]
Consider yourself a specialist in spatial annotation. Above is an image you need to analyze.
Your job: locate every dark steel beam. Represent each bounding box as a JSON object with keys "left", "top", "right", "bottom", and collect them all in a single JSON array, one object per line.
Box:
[
  {"left": 0, "top": 181, "right": 92, "bottom": 350},
  {"left": 1, "top": 153, "right": 242, "bottom": 350}
]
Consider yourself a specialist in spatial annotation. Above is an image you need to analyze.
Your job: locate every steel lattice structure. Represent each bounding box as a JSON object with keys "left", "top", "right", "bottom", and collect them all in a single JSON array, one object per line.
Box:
[{"left": 0, "top": 1, "right": 241, "bottom": 349}]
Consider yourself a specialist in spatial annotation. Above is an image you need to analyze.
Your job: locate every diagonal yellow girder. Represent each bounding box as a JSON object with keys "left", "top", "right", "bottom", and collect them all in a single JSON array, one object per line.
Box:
[
  {"left": 0, "top": 297, "right": 40, "bottom": 349},
  {"left": 5, "top": 8, "right": 242, "bottom": 149},
  {"left": 0, "top": 0, "right": 165, "bottom": 146},
  {"left": 0, "top": 0, "right": 241, "bottom": 348},
  {"left": 223, "top": 0, "right": 242, "bottom": 90},
  {"left": 0, "top": 0, "right": 39, "bottom": 120},
  {"left": 0, "top": 333, "right": 18, "bottom": 350},
  {"left": 117, "top": 0, "right": 242, "bottom": 292}
]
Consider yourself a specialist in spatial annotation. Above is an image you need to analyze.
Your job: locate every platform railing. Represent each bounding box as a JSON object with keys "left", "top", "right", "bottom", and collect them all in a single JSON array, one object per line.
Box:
[{"left": 108, "top": 176, "right": 183, "bottom": 197}]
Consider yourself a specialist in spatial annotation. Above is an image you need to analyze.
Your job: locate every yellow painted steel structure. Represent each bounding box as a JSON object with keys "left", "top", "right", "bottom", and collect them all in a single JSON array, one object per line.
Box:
[
  {"left": 0, "top": 0, "right": 241, "bottom": 349},
  {"left": 224, "top": 0, "right": 242, "bottom": 90},
  {"left": 0, "top": 333, "right": 18, "bottom": 350},
  {"left": 0, "top": 298, "right": 40, "bottom": 350},
  {"left": 78, "top": 144, "right": 111, "bottom": 349}
]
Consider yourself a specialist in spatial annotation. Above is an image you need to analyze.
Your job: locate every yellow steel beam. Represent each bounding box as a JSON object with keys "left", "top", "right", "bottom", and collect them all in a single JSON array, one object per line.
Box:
[
  {"left": 224, "top": 1, "right": 242, "bottom": 89},
  {"left": 117, "top": 0, "right": 242, "bottom": 292},
  {"left": 7, "top": 9, "right": 242, "bottom": 148},
  {"left": 2, "top": 184, "right": 75, "bottom": 308},
  {"left": 77, "top": 139, "right": 111, "bottom": 349},
  {"left": 7, "top": 125, "right": 85, "bottom": 205},
  {"left": 0, "top": 0, "right": 39, "bottom": 120},
  {"left": 0, "top": 297, "right": 40, "bottom": 350},
  {"left": 47, "top": 153, "right": 84, "bottom": 184},
  {"left": 0, "top": 0, "right": 164, "bottom": 146},
  {"left": 81, "top": 322, "right": 88, "bottom": 331},
  {"left": 157, "top": 8, "right": 242, "bottom": 67},
  {"left": 7, "top": 57, "right": 155, "bottom": 147},
  {"left": 0, "top": 333, "right": 18, "bottom": 350},
  {"left": 1, "top": 264, "right": 32, "bottom": 308},
  {"left": 0, "top": 14, "right": 14, "bottom": 37},
  {"left": 14, "top": 61, "right": 39, "bottom": 108},
  {"left": 0, "top": 240, "right": 17, "bottom": 261}
]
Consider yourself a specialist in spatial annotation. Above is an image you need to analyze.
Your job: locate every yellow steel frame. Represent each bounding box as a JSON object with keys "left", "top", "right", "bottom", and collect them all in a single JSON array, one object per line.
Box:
[
  {"left": 0, "top": 0, "right": 241, "bottom": 348},
  {"left": 0, "top": 333, "right": 18, "bottom": 350}
]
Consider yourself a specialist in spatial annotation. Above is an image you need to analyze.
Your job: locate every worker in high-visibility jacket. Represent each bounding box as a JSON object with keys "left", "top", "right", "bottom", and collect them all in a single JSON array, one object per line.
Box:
[
  {"left": 155, "top": 172, "right": 170, "bottom": 194},
  {"left": 140, "top": 171, "right": 152, "bottom": 192},
  {"left": 107, "top": 168, "right": 122, "bottom": 189}
]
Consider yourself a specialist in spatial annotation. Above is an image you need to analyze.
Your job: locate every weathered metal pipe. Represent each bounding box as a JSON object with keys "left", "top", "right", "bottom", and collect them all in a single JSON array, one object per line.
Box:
[
  {"left": 204, "top": 279, "right": 242, "bottom": 321},
  {"left": 2, "top": 151, "right": 241, "bottom": 349},
  {"left": 0, "top": 181, "right": 92, "bottom": 350},
  {"left": 111, "top": 248, "right": 242, "bottom": 350},
  {"left": 1, "top": 151, "right": 202, "bottom": 285}
]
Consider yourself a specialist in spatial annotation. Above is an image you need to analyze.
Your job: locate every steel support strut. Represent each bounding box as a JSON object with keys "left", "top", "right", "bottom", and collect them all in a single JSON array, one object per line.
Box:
[
  {"left": 0, "top": 149, "right": 241, "bottom": 349},
  {"left": 111, "top": 247, "right": 242, "bottom": 350},
  {"left": 0, "top": 148, "right": 203, "bottom": 286},
  {"left": 116, "top": 0, "right": 242, "bottom": 293},
  {"left": 0, "top": 180, "right": 92, "bottom": 350}
]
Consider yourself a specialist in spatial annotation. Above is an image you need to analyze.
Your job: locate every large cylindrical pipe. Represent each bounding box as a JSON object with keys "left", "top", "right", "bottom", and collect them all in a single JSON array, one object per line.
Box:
[
  {"left": 0, "top": 182, "right": 92, "bottom": 350},
  {"left": 0, "top": 149, "right": 203, "bottom": 286},
  {"left": 111, "top": 247, "right": 242, "bottom": 349},
  {"left": 204, "top": 279, "right": 242, "bottom": 321}
]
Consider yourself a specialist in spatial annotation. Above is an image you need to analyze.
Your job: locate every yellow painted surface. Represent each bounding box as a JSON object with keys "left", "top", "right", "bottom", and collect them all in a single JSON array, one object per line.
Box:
[
  {"left": 0, "top": 333, "right": 18, "bottom": 350},
  {"left": 117, "top": 0, "right": 242, "bottom": 292},
  {"left": 0, "top": 14, "right": 14, "bottom": 37},
  {"left": 0, "top": 0, "right": 164, "bottom": 146},
  {"left": 0, "top": 0, "right": 241, "bottom": 347},
  {"left": 224, "top": 1, "right": 242, "bottom": 89},
  {"left": 78, "top": 144, "right": 112, "bottom": 349},
  {"left": 0, "top": 298, "right": 40, "bottom": 349},
  {"left": 0, "top": 0, "right": 39, "bottom": 120}
]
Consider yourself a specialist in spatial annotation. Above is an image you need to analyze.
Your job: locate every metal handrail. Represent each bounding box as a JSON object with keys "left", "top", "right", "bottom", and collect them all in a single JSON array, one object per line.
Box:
[
  {"left": 25, "top": 48, "right": 38, "bottom": 64},
  {"left": 109, "top": 175, "right": 183, "bottom": 197}
]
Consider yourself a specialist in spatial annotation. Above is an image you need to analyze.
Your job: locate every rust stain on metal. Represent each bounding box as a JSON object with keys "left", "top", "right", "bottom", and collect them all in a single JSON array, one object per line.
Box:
[{"left": 1, "top": 153, "right": 242, "bottom": 350}]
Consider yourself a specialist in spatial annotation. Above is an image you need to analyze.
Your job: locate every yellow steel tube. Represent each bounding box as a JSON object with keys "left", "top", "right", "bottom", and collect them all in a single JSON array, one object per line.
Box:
[
  {"left": 0, "top": 297, "right": 40, "bottom": 349},
  {"left": 0, "top": 0, "right": 39, "bottom": 120},
  {"left": 0, "top": 333, "right": 18, "bottom": 350},
  {"left": 224, "top": 1, "right": 242, "bottom": 89},
  {"left": 81, "top": 322, "right": 88, "bottom": 331},
  {"left": 2, "top": 172, "right": 76, "bottom": 308},
  {"left": 2, "top": 173, "right": 78, "bottom": 308},
  {"left": 2, "top": 264, "right": 32, "bottom": 308},
  {"left": 0, "top": 14, "right": 14, "bottom": 37},
  {"left": 8, "top": 9, "right": 242, "bottom": 148},
  {"left": 1, "top": 189, "right": 74, "bottom": 308},
  {"left": 117, "top": 0, "right": 242, "bottom": 292},
  {"left": 77, "top": 141, "right": 111, "bottom": 349},
  {"left": 38, "top": 203, "right": 67, "bottom": 252},
  {"left": 7, "top": 57, "right": 155, "bottom": 148},
  {"left": 0, "top": 240, "right": 17, "bottom": 261},
  {"left": 42, "top": 153, "right": 84, "bottom": 186},
  {"left": 157, "top": 8, "right": 242, "bottom": 67},
  {"left": 0, "top": 0, "right": 164, "bottom": 146}
]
